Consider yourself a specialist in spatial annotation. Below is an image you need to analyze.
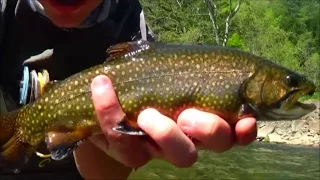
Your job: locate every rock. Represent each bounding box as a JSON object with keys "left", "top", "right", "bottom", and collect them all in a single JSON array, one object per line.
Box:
[
  {"left": 268, "top": 133, "right": 284, "bottom": 143},
  {"left": 291, "top": 138, "right": 304, "bottom": 145},
  {"left": 257, "top": 123, "right": 266, "bottom": 128},
  {"left": 293, "top": 132, "right": 302, "bottom": 139},
  {"left": 291, "top": 120, "right": 306, "bottom": 132},
  {"left": 256, "top": 137, "right": 265, "bottom": 142},
  {"left": 256, "top": 100, "right": 320, "bottom": 147},
  {"left": 308, "top": 120, "right": 320, "bottom": 132},
  {"left": 284, "top": 136, "right": 290, "bottom": 140},
  {"left": 274, "top": 127, "right": 287, "bottom": 135},
  {"left": 257, "top": 124, "right": 276, "bottom": 138}
]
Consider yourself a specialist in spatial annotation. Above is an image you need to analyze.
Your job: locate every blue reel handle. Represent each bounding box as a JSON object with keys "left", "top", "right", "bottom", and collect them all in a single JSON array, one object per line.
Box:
[
  {"left": 19, "top": 66, "right": 30, "bottom": 105},
  {"left": 19, "top": 67, "right": 50, "bottom": 105}
]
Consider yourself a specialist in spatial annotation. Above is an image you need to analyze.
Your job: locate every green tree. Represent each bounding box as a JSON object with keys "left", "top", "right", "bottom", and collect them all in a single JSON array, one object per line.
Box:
[{"left": 204, "top": 0, "right": 244, "bottom": 46}]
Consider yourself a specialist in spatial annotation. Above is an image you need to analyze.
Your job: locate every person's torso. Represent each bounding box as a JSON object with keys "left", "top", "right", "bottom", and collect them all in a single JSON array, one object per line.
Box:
[
  {"left": 0, "top": 0, "right": 143, "bottom": 179},
  {"left": 1, "top": 0, "right": 143, "bottom": 101}
]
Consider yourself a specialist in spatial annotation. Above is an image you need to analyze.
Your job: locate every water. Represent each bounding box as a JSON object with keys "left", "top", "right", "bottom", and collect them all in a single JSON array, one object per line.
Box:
[{"left": 129, "top": 142, "right": 320, "bottom": 180}]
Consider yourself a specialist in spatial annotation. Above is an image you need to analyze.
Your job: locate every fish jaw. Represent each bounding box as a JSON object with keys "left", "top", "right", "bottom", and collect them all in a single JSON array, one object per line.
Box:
[
  {"left": 263, "top": 101, "right": 316, "bottom": 120},
  {"left": 268, "top": 79, "right": 316, "bottom": 120},
  {"left": 255, "top": 87, "right": 317, "bottom": 120}
]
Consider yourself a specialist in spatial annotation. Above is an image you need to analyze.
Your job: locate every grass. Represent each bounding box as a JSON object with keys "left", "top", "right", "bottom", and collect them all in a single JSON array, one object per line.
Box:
[
  {"left": 263, "top": 135, "right": 270, "bottom": 142},
  {"left": 299, "top": 91, "right": 320, "bottom": 102}
]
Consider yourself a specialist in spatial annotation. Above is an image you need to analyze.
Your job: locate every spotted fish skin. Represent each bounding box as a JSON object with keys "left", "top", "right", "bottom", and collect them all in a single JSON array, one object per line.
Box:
[
  {"left": 16, "top": 41, "right": 260, "bottom": 142},
  {"left": 0, "top": 40, "right": 316, "bottom": 171},
  {"left": 110, "top": 43, "right": 260, "bottom": 129}
]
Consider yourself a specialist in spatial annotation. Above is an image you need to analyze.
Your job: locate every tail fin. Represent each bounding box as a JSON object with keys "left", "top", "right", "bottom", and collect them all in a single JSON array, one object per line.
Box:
[{"left": 0, "top": 111, "right": 34, "bottom": 173}]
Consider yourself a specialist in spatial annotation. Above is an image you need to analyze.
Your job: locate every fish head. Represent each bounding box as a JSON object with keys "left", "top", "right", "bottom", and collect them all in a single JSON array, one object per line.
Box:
[{"left": 244, "top": 64, "right": 316, "bottom": 120}]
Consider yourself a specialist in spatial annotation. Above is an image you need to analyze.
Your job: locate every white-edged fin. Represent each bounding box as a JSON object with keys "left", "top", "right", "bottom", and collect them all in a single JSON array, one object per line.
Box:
[
  {"left": 112, "top": 116, "right": 147, "bottom": 136},
  {"left": 112, "top": 127, "right": 146, "bottom": 136},
  {"left": 48, "top": 139, "right": 86, "bottom": 161}
]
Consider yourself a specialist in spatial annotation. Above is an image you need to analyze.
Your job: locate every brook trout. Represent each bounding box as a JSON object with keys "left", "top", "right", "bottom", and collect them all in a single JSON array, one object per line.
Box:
[{"left": 0, "top": 40, "right": 316, "bottom": 172}]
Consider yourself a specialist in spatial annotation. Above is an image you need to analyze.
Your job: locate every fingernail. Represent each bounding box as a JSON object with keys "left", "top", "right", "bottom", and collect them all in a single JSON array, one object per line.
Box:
[
  {"left": 181, "top": 118, "right": 195, "bottom": 130},
  {"left": 138, "top": 114, "right": 153, "bottom": 129},
  {"left": 179, "top": 110, "right": 197, "bottom": 130},
  {"left": 138, "top": 109, "right": 158, "bottom": 129},
  {"left": 91, "top": 76, "right": 110, "bottom": 94}
]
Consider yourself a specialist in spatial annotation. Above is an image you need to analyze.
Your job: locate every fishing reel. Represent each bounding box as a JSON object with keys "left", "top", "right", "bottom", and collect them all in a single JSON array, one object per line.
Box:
[
  {"left": 19, "top": 66, "right": 57, "bottom": 160},
  {"left": 19, "top": 66, "right": 50, "bottom": 105}
]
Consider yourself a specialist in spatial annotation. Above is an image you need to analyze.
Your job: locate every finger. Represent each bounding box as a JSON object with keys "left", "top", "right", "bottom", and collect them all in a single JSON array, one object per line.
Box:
[
  {"left": 137, "top": 109, "right": 197, "bottom": 168},
  {"left": 234, "top": 117, "right": 257, "bottom": 146},
  {"left": 91, "top": 75, "right": 125, "bottom": 131},
  {"left": 177, "top": 109, "right": 234, "bottom": 153},
  {"left": 90, "top": 76, "right": 151, "bottom": 168}
]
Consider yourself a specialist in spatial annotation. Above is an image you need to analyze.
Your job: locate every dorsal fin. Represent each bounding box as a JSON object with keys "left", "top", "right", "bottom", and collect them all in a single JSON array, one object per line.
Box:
[
  {"left": 106, "top": 40, "right": 151, "bottom": 61},
  {"left": 35, "top": 69, "right": 60, "bottom": 96},
  {"left": 40, "top": 80, "right": 59, "bottom": 96}
]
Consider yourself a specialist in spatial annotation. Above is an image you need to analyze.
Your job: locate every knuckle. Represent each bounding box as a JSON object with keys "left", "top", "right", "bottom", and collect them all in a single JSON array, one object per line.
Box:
[
  {"left": 205, "top": 114, "right": 228, "bottom": 137},
  {"left": 153, "top": 123, "right": 176, "bottom": 142},
  {"left": 95, "top": 102, "right": 119, "bottom": 115},
  {"left": 208, "top": 119, "right": 220, "bottom": 136}
]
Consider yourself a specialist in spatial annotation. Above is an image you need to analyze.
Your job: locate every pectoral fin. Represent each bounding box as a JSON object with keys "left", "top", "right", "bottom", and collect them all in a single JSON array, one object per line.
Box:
[
  {"left": 112, "top": 116, "right": 146, "bottom": 136},
  {"left": 238, "top": 104, "right": 255, "bottom": 119},
  {"left": 45, "top": 127, "right": 92, "bottom": 161}
]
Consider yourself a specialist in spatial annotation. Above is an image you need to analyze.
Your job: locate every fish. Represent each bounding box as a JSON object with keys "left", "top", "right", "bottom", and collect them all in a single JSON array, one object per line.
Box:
[{"left": 0, "top": 40, "right": 316, "bottom": 173}]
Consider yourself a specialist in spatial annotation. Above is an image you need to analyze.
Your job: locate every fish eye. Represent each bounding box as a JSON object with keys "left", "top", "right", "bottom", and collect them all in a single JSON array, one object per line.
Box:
[{"left": 285, "top": 74, "right": 300, "bottom": 87}]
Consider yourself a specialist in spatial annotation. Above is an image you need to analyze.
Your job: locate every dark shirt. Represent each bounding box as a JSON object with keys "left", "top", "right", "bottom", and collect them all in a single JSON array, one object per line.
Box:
[{"left": 0, "top": 0, "right": 152, "bottom": 179}]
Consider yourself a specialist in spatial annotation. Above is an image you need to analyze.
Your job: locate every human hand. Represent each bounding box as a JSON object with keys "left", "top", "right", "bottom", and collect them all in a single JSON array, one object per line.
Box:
[{"left": 76, "top": 75, "right": 257, "bottom": 170}]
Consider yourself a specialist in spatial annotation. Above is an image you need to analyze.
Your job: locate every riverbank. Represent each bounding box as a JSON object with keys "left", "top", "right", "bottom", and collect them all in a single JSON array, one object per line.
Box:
[{"left": 256, "top": 99, "right": 320, "bottom": 147}]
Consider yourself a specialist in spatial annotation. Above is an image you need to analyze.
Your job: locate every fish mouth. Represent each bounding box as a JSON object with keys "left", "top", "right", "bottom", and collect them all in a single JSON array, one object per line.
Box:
[{"left": 263, "top": 88, "right": 316, "bottom": 120}]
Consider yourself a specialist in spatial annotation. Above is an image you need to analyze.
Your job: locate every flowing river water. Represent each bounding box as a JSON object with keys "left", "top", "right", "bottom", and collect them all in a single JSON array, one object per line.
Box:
[{"left": 129, "top": 142, "right": 320, "bottom": 180}]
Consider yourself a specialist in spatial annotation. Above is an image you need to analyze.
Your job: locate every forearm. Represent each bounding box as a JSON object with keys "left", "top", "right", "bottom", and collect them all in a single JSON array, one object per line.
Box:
[{"left": 74, "top": 140, "right": 133, "bottom": 180}]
